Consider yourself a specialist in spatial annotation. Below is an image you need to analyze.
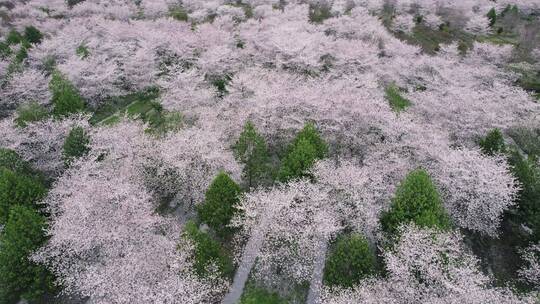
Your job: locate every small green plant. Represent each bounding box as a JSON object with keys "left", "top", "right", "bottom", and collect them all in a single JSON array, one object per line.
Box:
[
  {"left": 487, "top": 8, "right": 497, "bottom": 27},
  {"left": 76, "top": 44, "right": 90, "bottom": 59},
  {"left": 24, "top": 26, "right": 43, "bottom": 45},
  {"left": 197, "top": 172, "right": 242, "bottom": 239},
  {"left": 63, "top": 126, "right": 90, "bottom": 166},
  {"left": 208, "top": 74, "right": 232, "bottom": 97},
  {"left": 6, "top": 29, "right": 23, "bottom": 45},
  {"left": 385, "top": 84, "right": 411, "bottom": 112},
  {"left": 323, "top": 233, "right": 377, "bottom": 287},
  {"left": 380, "top": 169, "right": 450, "bottom": 235},
  {"left": 233, "top": 121, "right": 271, "bottom": 188},
  {"left": 169, "top": 5, "right": 189, "bottom": 21},
  {"left": 479, "top": 129, "right": 506, "bottom": 156},
  {"left": 240, "top": 285, "right": 286, "bottom": 304},
  {"left": 0, "top": 168, "right": 47, "bottom": 224},
  {"left": 15, "top": 102, "right": 49, "bottom": 127},
  {"left": 277, "top": 123, "right": 328, "bottom": 182},
  {"left": 49, "top": 71, "right": 85, "bottom": 117},
  {"left": 508, "top": 150, "right": 540, "bottom": 242},
  {"left": 308, "top": 2, "right": 332, "bottom": 24},
  {"left": 183, "top": 221, "right": 235, "bottom": 278},
  {"left": 0, "top": 205, "right": 56, "bottom": 303}
]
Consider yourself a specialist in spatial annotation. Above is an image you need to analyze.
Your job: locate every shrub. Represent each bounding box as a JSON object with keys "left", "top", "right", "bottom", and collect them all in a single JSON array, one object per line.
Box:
[
  {"left": 0, "top": 42, "right": 11, "bottom": 58},
  {"left": 233, "top": 121, "right": 271, "bottom": 188},
  {"left": 76, "top": 44, "right": 90, "bottom": 59},
  {"left": 183, "top": 221, "right": 234, "bottom": 279},
  {"left": 380, "top": 169, "right": 450, "bottom": 235},
  {"left": 24, "top": 26, "right": 43, "bottom": 45},
  {"left": 240, "top": 285, "right": 286, "bottom": 304},
  {"left": 63, "top": 126, "right": 90, "bottom": 166},
  {"left": 169, "top": 5, "right": 188, "bottom": 21},
  {"left": 15, "top": 102, "right": 49, "bottom": 127},
  {"left": 308, "top": 2, "right": 332, "bottom": 24},
  {"left": 49, "top": 71, "right": 85, "bottom": 117},
  {"left": 508, "top": 150, "right": 540, "bottom": 241},
  {"left": 487, "top": 8, "right": 497, "bottom": 27},
  {"left": 278, "top": 123, "right": 327, "bottom": 182},
  {"left": 385, "top": 84, "right": 411, "bottom": 112},
  {"left": 0, "top": 168, "right": 47, "bottom": 224},
  {"left": 0, "top": 148, "right": 33, "bottom": 176},
  {"left": 323, "top": 233, "right": 377, "bottom": 288},
  {"left": 0, "top": 206, "right": 56, "bottom": 304},
  {"left": 197, "top": 172, "right": 242, "bottom": 238},
  {"left": 6, "top": 29, "right": 22, "bottom": 45},
  {"left": 66, "top": 0, "right": 86, "bottom": 8},
  {"left": 479, "top": 128, "right": 505, "bottom": 156}
]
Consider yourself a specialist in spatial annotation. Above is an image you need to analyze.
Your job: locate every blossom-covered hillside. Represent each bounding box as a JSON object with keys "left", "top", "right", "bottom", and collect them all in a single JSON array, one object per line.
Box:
[{"left": 0, "top": 0, "right": 539, "bottom": 303}]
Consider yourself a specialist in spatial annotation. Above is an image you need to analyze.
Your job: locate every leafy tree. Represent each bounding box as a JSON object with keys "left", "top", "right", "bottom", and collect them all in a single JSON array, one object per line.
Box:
[
  {"left": 197, "top": 172, "right": 242, "bottom": 238},
  {"left": 0, "top": 149, "right": 34, "bottom": 176},
  {"left": 278, "top": 123, "right": 327, "bottom": 182},
  {"left": 0, "top": 206, "right": 56, "bottom": 304},
  {"left": 233, "top": 121, "right": 271, "bottom": 188},
  {"left": 6, "top": 29, "right": 22, "bottom": 45},
  {"left": 380, "top": 169, "right": 450, "bottom": 235},
  {"left": 63, "top": 126, "right": 90, "bottom": 166},
  {"left": 0, "top": 168, "right": 47, "bottom": 224},
  {"left": 240, "top": 285, "right": 286, "bottom": 304},
  {"left": 479, "top": 128, "right": 505, "bottom": 156},
  {"left": 24, "top": 26, "right": 43, "bottom": 45},
  {"left": 278, "top": 137, "right": 318, "bottom": 182},
  {"left": 183, "top": 221, "right": 234, "bottom": 279},
  {"left": 49, "top": 71, "right": 85, "bottom": 117},
  {"left": 508, "top": 150, "right": 540, "bottom": 241},
  {"left": 487, "top": 8, "right": 497, "bottom": 27},
  {"left": 385, "top": 84, "right": 411, "bottom": 112},
  {"left": 15, "top": 102, "right": 49, "bottom": 127},
  {"left": 323, "top": 233, "right": 377, "bottom": 288},
  {"left": 76, "top": 44, "right": 90, "bottom": 59}
]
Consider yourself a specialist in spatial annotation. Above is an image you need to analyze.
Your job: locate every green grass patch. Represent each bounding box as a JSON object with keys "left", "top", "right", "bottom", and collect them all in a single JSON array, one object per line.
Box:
[
  {"left": 385, "top": 85, "right": 411, "bottom": 112},
  {"left": 89, "top": 87, "right": 159, "bottom": 125}
]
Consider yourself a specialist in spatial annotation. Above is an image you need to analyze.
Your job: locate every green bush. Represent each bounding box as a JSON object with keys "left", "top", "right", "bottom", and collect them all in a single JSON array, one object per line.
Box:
[
  {"left": 0, "top": 168, "right": 47, "bottom": 224},
  {"left": 233, "top": 121, "right": 271, "bottom": 188},
  {"left": 49, "top": 71, "right": 85, "bottom": 117},
  {"left": 197, "top": 172, "right": 242, "bottom": 238},
  {"left": 277, "top": 123, "right": 327, "bottom": 182},
  {"left": 6, "top": 29, "right": 22, "bottom": 45},
  {"left": 183, "top": 221, "right": 234, "bottom": 279},
  {"left": 76, "top": 44, "right": 90, "bottom": 59},
  {"left": 0, "top": 205, "right": 56, "bottom": 304},
  {"left": 0, "top": 148, "right": 34, "bottom": 176},
  {"left": 479, "top": 128, "right": 506, "bottom": 156},
  {"left": 15, "top": 102, "right": 49, "bottom": 127},
  {"left": 323, "top": 233, "right": 377, "bottom": 288},
  {"left": 24, "top": 26, "right": 43, "bottom": 45},
  {"left": 63, "top": 126, "right": 90, "bottom": 166},
  {"left": 240, "top": 285, "right": 286, "bottom": 304},
  {"left": 308, "top": 2, "right": 332, "bottom": 24},
  {"left": 169, "top": 5, "right": 189, "bottom": 21},
  {"left": 380, "top": 169, "right": 450, "bottom": 235},
  {"left": 385, "top": 84, "right": 411, "bottom": 112},
  {"left": 508, "top": 150, "right": 540, "bottom": 241},
  {"left": 487, "top": 8, "right": 497, "bottom": 27},
  {"left": 0, "top": 42, "right": 11, "bottom": 58}
]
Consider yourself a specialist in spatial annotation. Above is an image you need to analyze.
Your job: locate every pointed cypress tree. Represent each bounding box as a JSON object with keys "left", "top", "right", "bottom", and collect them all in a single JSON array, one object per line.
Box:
[
  {"left": 197, "top": 172, "right": 242, "bottom": 238},
  {"left": 380, "top": 169, "right": 450, "bottom": 235},
  {"left": 277, "top": 123, "right": 327, "bottom": 182},
  {"left": 0, "top": 206, "right": 56, "bottom": 303},
  {"left": 63, "top": 126, "right": 90, "bottom": 166},
  {"left": 50, "top": 71, "right": 85, "bottom": 117},
  {"left": 233, "top": 121, "right": 271, "bottom": 188}
]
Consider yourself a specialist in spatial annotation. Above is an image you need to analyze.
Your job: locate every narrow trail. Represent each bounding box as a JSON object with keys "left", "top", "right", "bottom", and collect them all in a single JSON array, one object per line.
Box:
[
  {"left": 221, "top": 220, "right": 269, "bottom": 304},
  {"left": 306, "top": 239, "right": 328, "bottom": 304}
]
